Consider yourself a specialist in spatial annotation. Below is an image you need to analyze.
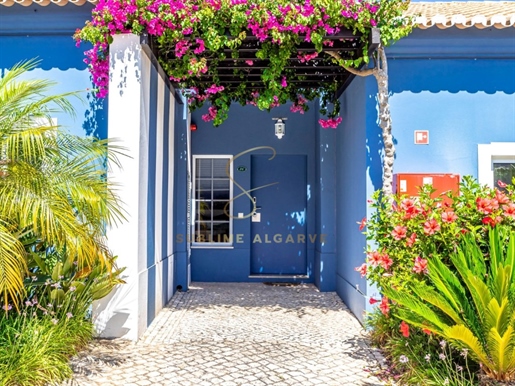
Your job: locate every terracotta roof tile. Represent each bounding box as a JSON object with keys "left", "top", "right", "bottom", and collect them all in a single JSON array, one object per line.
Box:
[{"left": 407, "top": 1, "right": 515, "bottom": 29}]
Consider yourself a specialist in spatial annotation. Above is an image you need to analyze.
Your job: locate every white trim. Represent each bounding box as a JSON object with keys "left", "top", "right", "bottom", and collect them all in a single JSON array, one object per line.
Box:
[
  {"left": 192, "top": 155, "right": 233, "bottom": 247},
  {"left": 478, "top": 142, "right": 515, "bottom": 188}
]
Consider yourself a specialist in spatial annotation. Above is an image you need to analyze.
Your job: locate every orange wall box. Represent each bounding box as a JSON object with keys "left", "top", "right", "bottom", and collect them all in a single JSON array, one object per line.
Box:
[{"left": 393, "top": 173, "right": 460, "bottom": 198}]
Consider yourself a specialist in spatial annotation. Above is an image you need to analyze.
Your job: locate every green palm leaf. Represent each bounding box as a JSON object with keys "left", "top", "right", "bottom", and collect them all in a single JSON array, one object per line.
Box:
[
  {"left": 0, "top": 60, "right": 125, "bottom": 309},
  {"left": 486, "top": 325, "right": 515, "bottom": 375},
  {"left": 385, "top": 229, "right": 515, "bottom": 381},
  {"left": 0, "top": 221, "right": 27, "bottom": 308}
]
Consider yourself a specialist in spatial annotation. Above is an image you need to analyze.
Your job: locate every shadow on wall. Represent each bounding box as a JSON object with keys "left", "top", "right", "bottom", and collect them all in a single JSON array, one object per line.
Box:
[
  {"left": 83, "top": 92, "right": 108, "bottom": 138},
  {"left": 366, "top": 91, "right": 399, "bottom": 193},
  {"left": 0, "top": 35, "right": 108, "bottom": 139}
]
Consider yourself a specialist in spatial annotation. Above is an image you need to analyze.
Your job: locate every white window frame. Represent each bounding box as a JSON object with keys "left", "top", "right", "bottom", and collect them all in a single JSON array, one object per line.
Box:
[
  {"left": 192, "top": 155, "right": 234, "bottom": 248},
  {"left": 478, "top": 142, "right": 515, "bottom": 188}
]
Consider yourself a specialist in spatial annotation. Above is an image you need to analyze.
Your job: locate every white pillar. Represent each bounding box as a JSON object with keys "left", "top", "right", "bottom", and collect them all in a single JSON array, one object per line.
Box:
[{"left": 93, "top": 34, "right": 146, "bottom": 340}]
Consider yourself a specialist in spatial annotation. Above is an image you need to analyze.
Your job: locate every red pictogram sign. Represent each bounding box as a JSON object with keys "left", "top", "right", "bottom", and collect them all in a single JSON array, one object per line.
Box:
[{"left": 414, "top": 130, "right": 429, "bottom": 145}]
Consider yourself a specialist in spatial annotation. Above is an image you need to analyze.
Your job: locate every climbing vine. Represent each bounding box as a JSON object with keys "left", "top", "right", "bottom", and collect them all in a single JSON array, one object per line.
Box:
[{"left": 75, "top": 0, "right": 412, "bottom": 129}]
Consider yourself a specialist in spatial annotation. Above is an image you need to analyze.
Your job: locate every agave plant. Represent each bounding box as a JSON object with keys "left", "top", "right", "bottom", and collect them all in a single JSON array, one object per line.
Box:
[
  {"left": 0, "top": 60, "right": 125, "bottom": 309},
  {"left": 384, "top": 227, "right": 515, "bottom": 381}
]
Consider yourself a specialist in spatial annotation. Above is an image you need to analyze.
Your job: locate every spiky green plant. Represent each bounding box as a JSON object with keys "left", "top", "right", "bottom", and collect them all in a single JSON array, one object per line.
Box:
[
  {"left": 383, "top": 227, "right": 515, "bottom": 382},
  {"left": 0, "top": 60, "right": 125, "bottom": 309}
]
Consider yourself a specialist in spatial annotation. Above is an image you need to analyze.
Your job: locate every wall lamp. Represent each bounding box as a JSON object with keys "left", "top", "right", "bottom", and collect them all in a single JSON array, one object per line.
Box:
[{"left": 272, "top": 117, "right": 287, "bottom": 139}]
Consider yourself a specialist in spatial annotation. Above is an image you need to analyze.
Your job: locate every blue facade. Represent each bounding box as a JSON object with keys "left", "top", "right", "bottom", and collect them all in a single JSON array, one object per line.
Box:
[
  {"left": 387, "top": 27, "right": 515, "bottom": 179},
  {"left": 2, "top": 2, "right": 515, "bottom": 329},
  {"left": 189, "top": 25, "right": 515, "bottom": 322},
  {"left": 190, "top": 104, "right": 319, "bottom": 283}
]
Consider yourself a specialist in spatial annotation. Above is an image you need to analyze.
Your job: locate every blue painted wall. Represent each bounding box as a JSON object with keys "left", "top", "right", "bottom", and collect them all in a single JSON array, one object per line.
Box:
[
  {"left": 0, "top": 4, "right": 107, "bottom": 139},
  {"left": 190, "top": 103, "right": 318, "bottom": 283},
  {"left": 334, "top": 76, "right": 370, "bottom": 322},
  {"left": 335, "top": 26, "right": 515, "bottom": 322},
  {"left": 386, "top": 27, "right": 515, "bottom": 184},
  {"left": 174, "top": 101, "right": 190, "bottom": 290},
  {"left": 314, "top": 105, "right": 337, "bottom": 291}
]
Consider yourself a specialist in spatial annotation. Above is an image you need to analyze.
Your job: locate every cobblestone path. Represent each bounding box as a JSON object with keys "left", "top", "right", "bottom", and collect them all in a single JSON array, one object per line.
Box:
[{"left": 67, "top": 283, "right": 386, "bottom": 386}]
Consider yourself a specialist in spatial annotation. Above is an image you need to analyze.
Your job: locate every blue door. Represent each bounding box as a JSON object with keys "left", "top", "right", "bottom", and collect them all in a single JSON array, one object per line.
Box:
[{"left": 250, "top": 155, "right": 307, "bottom": 275}]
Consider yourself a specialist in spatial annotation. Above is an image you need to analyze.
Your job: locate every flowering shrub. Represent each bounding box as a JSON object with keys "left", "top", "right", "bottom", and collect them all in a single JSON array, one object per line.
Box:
[
  {"left": 362, "top": 176, "right": 515, "bottom": 384},
  {"left": 384, "top": 227, "right": 515, "bottom": 382},
  {"left": 359, "top": 176, "right": 515, "bottom": 295},
  {"left": 75, "top": 0, "right": 412, "bottom": 126}
]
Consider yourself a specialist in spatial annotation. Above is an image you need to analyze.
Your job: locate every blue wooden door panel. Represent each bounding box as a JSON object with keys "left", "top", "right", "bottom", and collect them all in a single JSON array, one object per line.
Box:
[{"left": 251, "top": 155, "right": 307, "bottom": 275}]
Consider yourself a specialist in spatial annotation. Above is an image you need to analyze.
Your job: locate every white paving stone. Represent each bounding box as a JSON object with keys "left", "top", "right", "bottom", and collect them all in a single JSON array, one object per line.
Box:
[{"left": 64, "top": 283, "right": 385, "bottom": 385}]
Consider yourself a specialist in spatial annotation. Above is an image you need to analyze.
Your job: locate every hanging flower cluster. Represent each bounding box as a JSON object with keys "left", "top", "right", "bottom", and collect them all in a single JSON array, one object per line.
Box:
[{"left": 75, "top": 0, "right": 411, "bottom": 126}]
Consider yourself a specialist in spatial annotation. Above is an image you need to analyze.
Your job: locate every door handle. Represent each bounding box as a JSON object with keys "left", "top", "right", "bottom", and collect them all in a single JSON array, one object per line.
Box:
[{"left": 252, "top": 197, "right": 260, "bottom": 215}]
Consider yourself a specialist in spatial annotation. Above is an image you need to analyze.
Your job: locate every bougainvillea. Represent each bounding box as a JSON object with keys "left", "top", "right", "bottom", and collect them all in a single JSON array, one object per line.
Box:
[{"left": 74, "top": 0, "right": 412, "bottom": 126}]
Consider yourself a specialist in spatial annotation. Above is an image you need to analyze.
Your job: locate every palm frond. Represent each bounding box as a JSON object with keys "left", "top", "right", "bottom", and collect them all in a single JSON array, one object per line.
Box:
[
  {"left": 427, "top": 256, "right": 467, "bottom": 315},
  {"left": 445, "top": 324, "right": 492, "bottom": 367},
  {"left": 486, "top": 325, "right": 515, "bottom": 375},
  {"left": 383, "top": 286, "right": 450, "bottom": 333},
  {"left": 0, "top": 221, "right": 27, "bottom": 309}
]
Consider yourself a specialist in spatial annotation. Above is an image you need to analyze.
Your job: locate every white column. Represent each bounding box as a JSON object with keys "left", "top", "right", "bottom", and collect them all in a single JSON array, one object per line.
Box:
[{"left": 93, "top": 34, "right": 145, "bottom": 340}]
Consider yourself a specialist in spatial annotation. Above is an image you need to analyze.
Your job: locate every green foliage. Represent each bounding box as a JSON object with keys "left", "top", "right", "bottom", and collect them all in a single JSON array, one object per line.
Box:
[
  {"left": 25, "top": 248, "right": 125, "bottom": 320},
  {"left": 0, "top": 310, "right": 93, "bottom": 386},
  {"left": 75, "top": 0, "right": 413, "bottom": 125},
  {"left": 0, "top": 60, "right": 125, "bottom": 309},
  {"left": 367, "top": 310, "right": 478, "bottom": 385},
  {"left": 383, "top": 228, "right": 515, "bottom": 382},
  {"left": 362, "top": 176, "right": 515, "bottom": 293},
  {"left": 363, "top": 177, "right": 515, "bottom": 383}
]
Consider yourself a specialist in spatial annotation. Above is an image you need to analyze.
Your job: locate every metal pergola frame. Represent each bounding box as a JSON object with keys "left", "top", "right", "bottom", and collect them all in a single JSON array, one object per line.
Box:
[{"left": 145, "top": 27, "right": 380, "bottom": 100}]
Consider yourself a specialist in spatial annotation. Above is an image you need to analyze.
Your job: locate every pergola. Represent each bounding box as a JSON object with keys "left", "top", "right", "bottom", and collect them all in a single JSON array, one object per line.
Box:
[{"left": 145, "top": 28, "right": 380, "bottom": 100}]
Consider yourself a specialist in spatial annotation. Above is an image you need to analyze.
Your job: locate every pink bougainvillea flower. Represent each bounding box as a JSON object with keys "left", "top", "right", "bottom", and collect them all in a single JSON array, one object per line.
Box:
[
  {"left": 297, "top": 51, "right": 318, "bottom": 63},
  {"left": 406, "top": 232, "right": 417, "bottom": 248},
  {"left": 441, "top": 210, "right": 458, "bottom": 223},
  {"left": 280, "top": 76, "right": 287, "bottom": 88},
  {"left": 391, "top": 225, "right": 407, "bottom": 240},
  {"left": 498, "top": 179, "right": 508, "bottom": 188},
  {"left": 423, "top": 219, "right": 440, "bottom": 235},
  {"left": 245, "top": 60, "right": 254, "bottom": 66},
  {"left": 318, "top": 117, "right": 342, "bottom": 129},
  {"left": 413, "top": 256, "right": 428, "bottom": 274},
  {"left": 193, "top": 38, "right": 205, "bottom": 54},
  {"left": 379, "top": 297, "right": 390, "bottom": 316},
  {"left": 503, "top": 203, "right": 515, "bottom": 219},
  {"left": 355, "top": 263, "right": 367, "bottom": 277},
  {"left": 175, "top": 39, "right": 190, "bottom": 58},
  {"left": 205, "top": 84, "right": 225, "bottom": 94},
  {"left": 400, "top": 321, "right": 410, "bottom": 337},
  {"left": 380, "top": 254, "right": 393, "bottom": 270},
  {"left": 358, "top": 217, "right": 367, "bottom": 231},
  {"left": 290, "top": 95, "right": 307, "bottom": 114},
  {"left": 201, "top": 106, "right": 218, "bottom": 122}
]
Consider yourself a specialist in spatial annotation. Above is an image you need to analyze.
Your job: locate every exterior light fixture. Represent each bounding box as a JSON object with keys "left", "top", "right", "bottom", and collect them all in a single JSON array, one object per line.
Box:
[{"left": 273, "top": 117, "right": 287, "bottom": 139}]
